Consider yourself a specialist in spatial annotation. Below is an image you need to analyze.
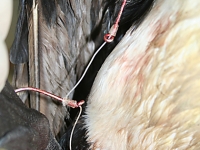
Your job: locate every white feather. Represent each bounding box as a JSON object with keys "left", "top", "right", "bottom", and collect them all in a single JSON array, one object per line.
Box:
[{"left": 86, "top": 0, "right": 200, "bottom": 149}]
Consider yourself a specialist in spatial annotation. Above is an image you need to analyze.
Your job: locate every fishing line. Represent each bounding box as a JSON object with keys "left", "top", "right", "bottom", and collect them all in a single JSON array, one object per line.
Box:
[
  {"left": 15, "top": 87, "right": 84, "bottom": 108},
  {"left": 69, "top": 106, "right": 82, "bottom": 150},
  {"left": 66, "top": 41, "right": 107, "bottom": 98}
]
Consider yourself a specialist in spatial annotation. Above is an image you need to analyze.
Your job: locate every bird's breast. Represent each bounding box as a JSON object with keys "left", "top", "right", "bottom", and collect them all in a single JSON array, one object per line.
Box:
[{"left": 85, "top": 0, "right": 200, "bottom": 149}]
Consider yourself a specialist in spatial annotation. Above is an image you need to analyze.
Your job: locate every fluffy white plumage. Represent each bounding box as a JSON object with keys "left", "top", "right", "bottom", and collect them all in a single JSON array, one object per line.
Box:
[{"left": 85, "top": 0, "right": 200, "bottom": 149}]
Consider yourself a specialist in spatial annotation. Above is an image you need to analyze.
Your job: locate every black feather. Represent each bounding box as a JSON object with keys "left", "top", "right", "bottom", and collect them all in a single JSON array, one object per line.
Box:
[
  {"left": 10, "top": 0, "right": 29, "bottom": 64},
  {"left": 59, "top": 118, "right": 89, "bottom": 150},
  {"left": 40, "top": 0, "right": 57, "bottom": 25}
]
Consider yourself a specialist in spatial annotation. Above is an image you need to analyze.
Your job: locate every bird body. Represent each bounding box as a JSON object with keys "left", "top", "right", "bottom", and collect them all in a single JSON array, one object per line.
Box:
[
  {"left": 85, "top": 0, "right": 200, "bottom": 149},
  {"left": 5, "top": 0, "right": 200, "bottom": 149}
]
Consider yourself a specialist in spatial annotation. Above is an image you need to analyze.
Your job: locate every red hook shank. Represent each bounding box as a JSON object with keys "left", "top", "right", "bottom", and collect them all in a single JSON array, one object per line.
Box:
[{"left": 104, "top": 0, "right": 127, "bottom": 43}]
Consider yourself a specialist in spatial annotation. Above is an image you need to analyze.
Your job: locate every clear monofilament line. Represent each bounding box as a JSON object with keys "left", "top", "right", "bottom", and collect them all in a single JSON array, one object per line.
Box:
[
  {"left": 69, "top": 106, "right": 82, "bottom": 150},
  {"left": 66, "top": 42, "right": 107, "bottom": 98}
]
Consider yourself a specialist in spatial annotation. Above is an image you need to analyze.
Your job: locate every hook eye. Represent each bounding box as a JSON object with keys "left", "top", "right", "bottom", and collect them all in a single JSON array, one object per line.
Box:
[{"left": 104, "top": 34, "right": 115, "bottom": 43}]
